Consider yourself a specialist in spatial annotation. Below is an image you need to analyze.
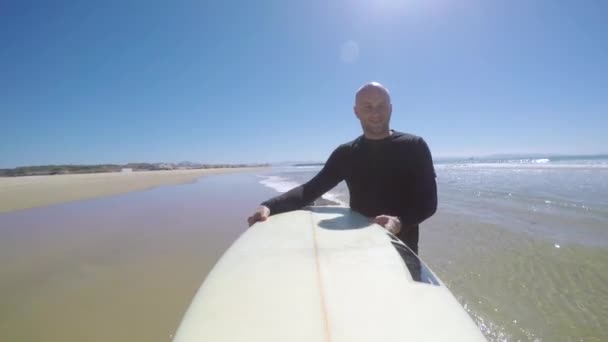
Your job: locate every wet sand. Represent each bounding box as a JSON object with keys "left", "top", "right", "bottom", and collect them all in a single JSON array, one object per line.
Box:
[
  {"left": 0, "top": 168, "right": 266, "bottom": 213},
  {"left": 0, "top": 171, "right": 278, "bottom": 342}
]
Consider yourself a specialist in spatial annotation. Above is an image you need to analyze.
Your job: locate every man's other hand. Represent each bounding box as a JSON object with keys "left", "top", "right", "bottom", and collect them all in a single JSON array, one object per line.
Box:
[
  {"left": 372, "top": 215, "right": 401, "bottom": 235},
  {"left": 247, "top": 205, "right": 271, "bottom": 227}
]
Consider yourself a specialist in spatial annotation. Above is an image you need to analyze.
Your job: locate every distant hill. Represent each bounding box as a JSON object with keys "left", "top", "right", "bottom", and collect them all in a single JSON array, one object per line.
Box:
[{"left": 0, "top": 162, "right": 270, "bottom": 177}]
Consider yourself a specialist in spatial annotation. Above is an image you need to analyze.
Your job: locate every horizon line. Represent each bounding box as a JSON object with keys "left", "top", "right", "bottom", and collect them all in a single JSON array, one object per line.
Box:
[{"left": 3, "top": 152, "right": 608, "bottom": 169}]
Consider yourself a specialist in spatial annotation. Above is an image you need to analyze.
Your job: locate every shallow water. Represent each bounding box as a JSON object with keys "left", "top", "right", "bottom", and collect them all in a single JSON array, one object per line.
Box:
[
  {"left": 258, "top": 163, "right": 608, "bottom": 341},
  {"left": 1, "top": 167, "right": 606, "bottom": 341},
  {"left": 0, "top": 172, "right": 277, "bottom": 342}
]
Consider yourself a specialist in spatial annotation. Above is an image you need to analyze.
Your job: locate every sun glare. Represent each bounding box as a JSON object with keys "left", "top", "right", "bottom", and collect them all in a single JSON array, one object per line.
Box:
[{"left": 368, "top": 0, "right": 411, "bottom": 13}]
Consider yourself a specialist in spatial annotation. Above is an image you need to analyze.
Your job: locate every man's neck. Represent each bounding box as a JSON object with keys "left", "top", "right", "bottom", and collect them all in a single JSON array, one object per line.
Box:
[{"left": 363, "top": 129, "right": 393, "bottom": 140}]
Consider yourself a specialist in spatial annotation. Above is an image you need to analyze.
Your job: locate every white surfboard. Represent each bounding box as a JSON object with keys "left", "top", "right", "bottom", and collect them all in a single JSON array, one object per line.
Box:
[{"left": 173, "top": 206, "right": 486, "bottom": 341}]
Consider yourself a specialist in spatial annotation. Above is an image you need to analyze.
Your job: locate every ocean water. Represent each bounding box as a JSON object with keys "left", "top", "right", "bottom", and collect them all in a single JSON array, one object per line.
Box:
[{"left": 256, "top": 155, "right": 608, "bottom": 342}]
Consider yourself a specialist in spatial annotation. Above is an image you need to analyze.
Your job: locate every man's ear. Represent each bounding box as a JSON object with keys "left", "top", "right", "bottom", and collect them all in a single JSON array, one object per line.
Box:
[{"left": 354, "top": 106, "right": 360, "bottom": 119}]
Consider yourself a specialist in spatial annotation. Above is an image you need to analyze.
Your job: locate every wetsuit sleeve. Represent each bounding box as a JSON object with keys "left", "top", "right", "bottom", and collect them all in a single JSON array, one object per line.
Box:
[
  {"left": 261, "top": 147, "right": 345, "bottom": 215},
  {"left": 399, "top": 138, "right": 438, "bottom": 228}
]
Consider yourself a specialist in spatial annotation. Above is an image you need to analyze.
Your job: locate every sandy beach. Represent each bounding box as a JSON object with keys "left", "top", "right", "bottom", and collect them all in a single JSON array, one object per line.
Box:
[
  {"left": 0, "top": 171, "right": 279, "bottom": 342},
  {"left": 0, "top": 168, "right": 267, "bottom": 214}
]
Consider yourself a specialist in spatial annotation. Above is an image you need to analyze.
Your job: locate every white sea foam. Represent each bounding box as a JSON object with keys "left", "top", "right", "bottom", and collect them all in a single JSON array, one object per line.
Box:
[
  {"left": 435, "top": 163, "right": 608, "bottom": 170},
  {"left": 258, "top": 175, "right": 301, "bottom": 193},
  {"left": 435, "top": 155, "right": 608, "bottom": 169},
  {"left": 293, "top": 165, "right": 323, "bottom": 169},
  {"left": 320, "top": 191, "right": 346, "bottom": 205},
  {"left": 257, "top": 175, "right": 347, "bottom": 205},
  {"left": 533, "top": 158, "right": 550, "bottom": 164}
]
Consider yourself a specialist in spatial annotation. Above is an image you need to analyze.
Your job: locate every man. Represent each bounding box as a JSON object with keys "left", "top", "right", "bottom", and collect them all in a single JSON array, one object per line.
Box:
[{"left": 247, "top": 82, "right": 437, "bottom": 254}]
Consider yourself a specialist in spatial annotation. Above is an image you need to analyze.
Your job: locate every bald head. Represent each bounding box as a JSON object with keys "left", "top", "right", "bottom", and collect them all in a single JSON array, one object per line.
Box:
[
  {"left": 355, "top": 82, "right": 391, "bottom": 105},
  {"left": 354, "top": 82, "right": 393, "bottom": 139}
]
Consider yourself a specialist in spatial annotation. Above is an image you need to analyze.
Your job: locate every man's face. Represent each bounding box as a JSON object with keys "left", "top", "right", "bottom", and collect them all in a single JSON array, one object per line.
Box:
[{"left": 354, "top": 87, "right": 392, "bottom": 138}]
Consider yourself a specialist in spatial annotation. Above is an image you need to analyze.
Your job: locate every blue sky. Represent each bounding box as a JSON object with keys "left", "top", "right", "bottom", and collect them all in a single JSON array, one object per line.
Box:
[{"left": 1, "top": 0, "right": 607, "bottom": 167}]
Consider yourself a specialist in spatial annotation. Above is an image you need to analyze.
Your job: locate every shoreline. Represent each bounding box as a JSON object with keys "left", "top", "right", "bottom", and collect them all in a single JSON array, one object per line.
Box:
[
  {"left": 0, "top": 170, "right": 278, "bottom": 342},
  {"left": 0, "top": 167, "right": 268, "bottom": 214}
]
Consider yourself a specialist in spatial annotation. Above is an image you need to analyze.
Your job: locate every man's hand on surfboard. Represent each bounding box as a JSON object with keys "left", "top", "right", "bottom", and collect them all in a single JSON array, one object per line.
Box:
[
  {"left": 372, "top": 215, "right": 402, "bottom": 235},
  {"left": 247, "top": 205, "right": 271, "bottom": 227}
]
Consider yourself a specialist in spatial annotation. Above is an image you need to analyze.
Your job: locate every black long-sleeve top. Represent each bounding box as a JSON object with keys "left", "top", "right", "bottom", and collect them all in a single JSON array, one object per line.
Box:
[{"left": 261, "top": 130, "right": 438, "bottom": 253}]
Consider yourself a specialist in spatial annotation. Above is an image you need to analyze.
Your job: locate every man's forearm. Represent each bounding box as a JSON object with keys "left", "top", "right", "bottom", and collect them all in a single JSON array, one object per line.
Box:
[
  {"left": 261, "top": 185, "right": 311, "bottom": 215},
  {"left": 399, "top": 202, "right": 436, "bottom": 228},
  {"left": 260, "top": 147, "right": 345, "bottom": 216},
  {"left": 399, "top": 180, "right": 438, "bottom": 228}
]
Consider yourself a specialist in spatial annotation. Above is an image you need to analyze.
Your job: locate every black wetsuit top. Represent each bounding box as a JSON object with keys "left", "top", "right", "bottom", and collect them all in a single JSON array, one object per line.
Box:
[{"left": 261, "top": 130, "right": 438, "bottom": 254}]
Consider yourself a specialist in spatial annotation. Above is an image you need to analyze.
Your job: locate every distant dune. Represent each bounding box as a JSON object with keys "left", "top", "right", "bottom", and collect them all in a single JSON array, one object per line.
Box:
[{"left": 0, "top": 167, "right": 268, "bottom": 213}]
